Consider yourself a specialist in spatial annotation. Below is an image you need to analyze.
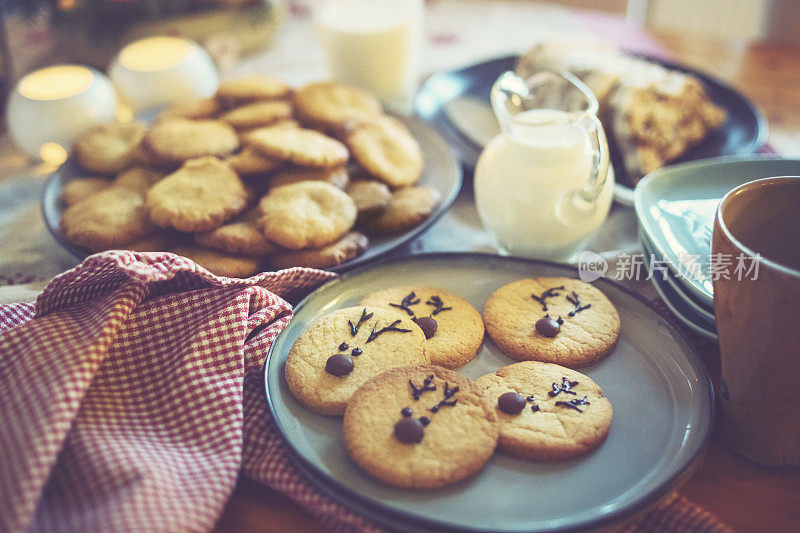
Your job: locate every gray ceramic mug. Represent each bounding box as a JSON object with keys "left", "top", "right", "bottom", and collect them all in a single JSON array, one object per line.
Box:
[{"left": 712, "top": 176, "right": 800, "bottom": 466}]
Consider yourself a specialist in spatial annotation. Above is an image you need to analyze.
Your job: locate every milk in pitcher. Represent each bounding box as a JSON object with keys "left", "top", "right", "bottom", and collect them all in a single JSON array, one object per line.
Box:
[{"left": 474, "top": 107, "right": 613, "bottom": 260}]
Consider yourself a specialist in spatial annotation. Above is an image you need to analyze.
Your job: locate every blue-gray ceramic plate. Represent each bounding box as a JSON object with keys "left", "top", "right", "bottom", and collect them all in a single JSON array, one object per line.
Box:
[
  {"left": 640, "top": 234, "right": 718, "bottom": 341},
  {"left": 40, "top": 116, "right": 461, "bottom": 273},
  {"left": 639, "top": 230, "right": 715, "bottom": 324},
  {"left": 264, "top": 253, "right": 714, "bottom": 532},
  {"left": 634, "top": 156, "right": 800, "bottom": 306},
  {"left": 415, "top": 54, "right": 766, "bottom": 206}
]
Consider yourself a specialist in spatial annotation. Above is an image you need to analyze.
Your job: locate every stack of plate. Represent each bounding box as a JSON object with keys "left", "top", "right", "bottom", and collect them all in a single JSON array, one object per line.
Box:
[{"left": 634, "top": 156, "right": 800, "bottom": 341}]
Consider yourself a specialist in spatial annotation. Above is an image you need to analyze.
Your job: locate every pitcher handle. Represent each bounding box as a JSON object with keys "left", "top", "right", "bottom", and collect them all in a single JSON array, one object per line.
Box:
[{"left": 575, "top": 113, "right": 610, "bottom": 203}]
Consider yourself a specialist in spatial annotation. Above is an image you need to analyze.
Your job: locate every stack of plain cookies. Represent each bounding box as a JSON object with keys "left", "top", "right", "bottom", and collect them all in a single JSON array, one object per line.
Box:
[
  {"left": 59, "top": 77, "right": 442, "bottom": 277},
  {"left": 285, "top": 277, "right": 620, "bottom": 489}
]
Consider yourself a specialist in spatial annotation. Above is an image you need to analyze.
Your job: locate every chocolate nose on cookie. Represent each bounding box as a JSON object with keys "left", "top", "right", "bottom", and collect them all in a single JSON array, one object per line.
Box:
[
  {"left": 394, "top": 417, "right": 425, "bottom": 443},
  {"left": 497, "top": 392, "right": 526, "bottom": 414},
  {"left": 413, "top": 316, "right": 437, "bottom": 339},
  {"left": 325, "top": 353, "right": 354, "bottom": 376},
  {"left": 535, "top": 316, "right": 561, "bottom": 337}
]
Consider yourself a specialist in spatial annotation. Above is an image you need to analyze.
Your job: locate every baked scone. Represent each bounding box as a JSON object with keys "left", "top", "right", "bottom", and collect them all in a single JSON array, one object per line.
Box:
[{"left": 516, "top": 39, "right": 726, "bottom": 183}]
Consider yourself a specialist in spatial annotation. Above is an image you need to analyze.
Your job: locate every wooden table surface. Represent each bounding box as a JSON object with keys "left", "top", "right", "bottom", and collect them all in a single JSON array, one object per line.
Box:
[{"left": 214, "top": 28, "right": 800, "bottom": 533}]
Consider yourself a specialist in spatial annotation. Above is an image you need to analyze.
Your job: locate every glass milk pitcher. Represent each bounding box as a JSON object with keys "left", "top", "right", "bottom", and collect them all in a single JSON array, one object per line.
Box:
[{"left": 474, "top": 70, "right": 613, "bottom": 260}]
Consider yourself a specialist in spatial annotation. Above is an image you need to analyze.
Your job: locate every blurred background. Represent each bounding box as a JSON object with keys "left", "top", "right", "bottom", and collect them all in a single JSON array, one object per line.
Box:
[
  {"left": 1, "top": 0, "right": 798, "bottom": 148},
  {"left": 3, "top": 0, "right": 798, "bottom": 76}
]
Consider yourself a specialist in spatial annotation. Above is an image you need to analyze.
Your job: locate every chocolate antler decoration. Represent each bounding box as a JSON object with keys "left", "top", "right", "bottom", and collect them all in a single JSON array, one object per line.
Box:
[
  {"left": 349, "top": 308, "right": 373, "bottom": 337},
  {"left": 389, "top": 292, "right": 420, "bottom": 316},
  {"left": 366, "top": 320, "right": 412, "bottom": 343},
  {"left": 531, "top": 286, "right": 565, "bottom": 312},
  {"left": 425, "top": 295, "right": 453, "bottom": 316},
  {"left": 566, "top": 291, "right": 591, "bottom": 317},
  {"left": 548, "top": 377, "right": 579, "bottom": 397},
  {"left": 429, "top": 382, "right": 459, "bottom": 412},
  {"left": 556, "top": 396, "right": 591, "bottom": 413},
  {"left": 409, "top": 374, "right": 436, "bottom": 400}
]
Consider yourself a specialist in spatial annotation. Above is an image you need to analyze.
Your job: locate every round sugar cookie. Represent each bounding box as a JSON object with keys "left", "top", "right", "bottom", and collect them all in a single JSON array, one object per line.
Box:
[
  {"left": 216, "top": 75, "right": 292, "bottom": 105},
  {"left": 345, "top": 179, "right": 391, "bottom": 219},
  {"left": 268, "top": 166, "right": 349, "bottom": 191},
  {"left": 59, "top": 177, "right": 111, "bottom": 206},
  {"left": 219, "top": 100, "right": 293, "bottom": 129},
  {"left": 294, "top": 81, "right": 381, "bottom": 131},
  {"left": 113, "top": 166, "right": 164, "bottom": 192},
  {"left": 269, "top": 231, "right": 368, "bottom": 270},
  {"left": 170, "top": 245, "right": 261, "bottom": 278},
  {"left": 364, "top": 186, "right": 441, "bottom": 235},
  {"left": 74, "top": 121, "right": 147, "bottom": 174},
  {"left": 359, "top": 286, "right": 484, "bottom": 369},
  {"left": 247, "top": 126, "right": 348, "bottom": 169},
  {"left": 346, "top": 116, "right": 423, "bottom": 187},
  {"left": 158, "top": 97, "right": 221, "bottom": 121},
  {"left": 483, "top": 277, "right": 620, "bottom": 367},
  {"left": 258, "top": 181, "right": 356, "bottom": 250},
  {"left": 226, "top": 145, "right": 282, "bottom": 176},
  {"left": 60, "top": 186, "right": 155, "bottom": 251},
  {"left": 475, "top": 361, "right": 612, "bottom": 461},
  {"left": 285, "top": 307, "right": 428, "bottom": 415},
  {"left": 343, "top": 365, "right": 498, "bottom": 488},
  {"left": 195, "top": 206, "right": 276, "bottom": 256},
  {"left": 146, "top": 157, "right": 250, "bottom": 232},
  {"left": 143, "top": 119, "right": 239, "bottom": 166}
]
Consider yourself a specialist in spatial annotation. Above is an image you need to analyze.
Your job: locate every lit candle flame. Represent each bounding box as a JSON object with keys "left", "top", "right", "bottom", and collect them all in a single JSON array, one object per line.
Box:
[
  {"left": 118, "top": 37, "right": 197, "bottom": 72},
  {"left": 18, "top": 65, "right": 94, "bottom": 101}
]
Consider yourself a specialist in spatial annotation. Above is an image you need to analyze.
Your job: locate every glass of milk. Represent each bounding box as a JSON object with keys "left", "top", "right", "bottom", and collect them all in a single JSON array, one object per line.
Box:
[
  {"left": 473, "top": 70, "right": 614, "bottom": 261},
  {"left": 314, "top": 0, "right": 424, "bottom": 112}
]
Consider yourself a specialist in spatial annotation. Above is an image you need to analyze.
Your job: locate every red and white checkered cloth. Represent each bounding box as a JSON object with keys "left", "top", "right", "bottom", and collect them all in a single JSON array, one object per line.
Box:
[{"left": 0, "top": 251, "right": 730, "bottom": 533}]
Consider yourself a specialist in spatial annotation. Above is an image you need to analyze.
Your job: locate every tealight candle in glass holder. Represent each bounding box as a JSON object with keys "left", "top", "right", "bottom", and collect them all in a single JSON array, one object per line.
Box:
[
  {"left": 6, "top": 65, "right": 117, "bottom": 164},
  {"left": 109, "top": 36, "right": 219, "bottom": 112}
]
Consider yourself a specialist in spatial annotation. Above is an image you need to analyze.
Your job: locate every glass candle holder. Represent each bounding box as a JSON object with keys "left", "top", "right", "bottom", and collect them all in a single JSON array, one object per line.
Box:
[
  {"left": 108, "top": 36, "right": 219, "bottom": 112},
  {"left": 6, "top": 65, "right": 117, "bottom": 164}
]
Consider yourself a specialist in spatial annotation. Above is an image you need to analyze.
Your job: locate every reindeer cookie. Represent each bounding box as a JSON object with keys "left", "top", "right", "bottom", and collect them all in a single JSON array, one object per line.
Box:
[
  {"left": 483, "top": 277, "right": 620, "bottom": 367},
  {"left": 359, "top": 286, "right": 484, "bottom": 369},
  {"left": 475, "top": 361, "right": 612, "bottom": 461},
  {"left": 343, "top": 365, "right": 498, "bottom": 488},
  {"left": 285, "top": 307, "right": 428, "bottom": 415}
]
